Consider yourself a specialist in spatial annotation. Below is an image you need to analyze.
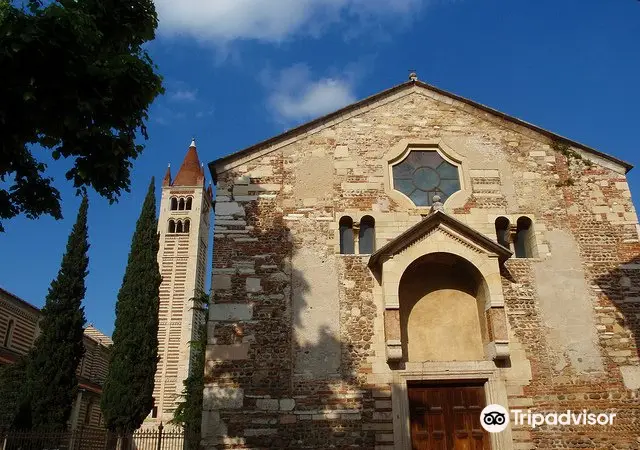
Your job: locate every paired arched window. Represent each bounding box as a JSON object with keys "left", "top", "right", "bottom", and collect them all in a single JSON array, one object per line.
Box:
[
  {"left": 3, "top": 318, "right": 14, "bottom": 348},
  {"left": 359, "top": 216, "right": 376, "bottom": 254},
  {"left": 339, "top": 216, "right": 355, "bottom": 255},
  {"left": 170, "top": 196, "right": 193, "bottom": 211},
  {"left": 168, "top": 219, "right": 190, "bottom": 234},
  {"left": 339, "top": 215, "right": 376, "bottom": 255},
  {"left": 494, "top": 216, "right": 536, "bottom": 258}
]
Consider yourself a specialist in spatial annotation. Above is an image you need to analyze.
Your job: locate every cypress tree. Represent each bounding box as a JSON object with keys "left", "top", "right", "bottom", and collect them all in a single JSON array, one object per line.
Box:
[
  {"left": 27, "top": 196, "right": 89, "bottom": 431},
  {"left": 0, "top": 358, "right": 29, "bottom": 431},
  {"left": 101, "top": 178, "right": 161, "bottom": 434}
]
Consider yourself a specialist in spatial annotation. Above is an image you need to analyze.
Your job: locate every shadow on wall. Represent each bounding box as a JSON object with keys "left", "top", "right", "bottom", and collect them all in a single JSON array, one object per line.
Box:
[
  {"left": 593, "top": 253, "right": 640, "bottom": 386},
  {"left": 203, "top": 200, "right": 386, "bottom": 448}
]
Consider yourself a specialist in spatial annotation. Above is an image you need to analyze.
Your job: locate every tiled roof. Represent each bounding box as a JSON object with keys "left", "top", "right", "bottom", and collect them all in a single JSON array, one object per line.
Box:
[
  {"left": 173, "top": 141, "right": 205, "bottom": 186},
  {"left": 84, "top": 325, "right": 113, "bottom": 346}
]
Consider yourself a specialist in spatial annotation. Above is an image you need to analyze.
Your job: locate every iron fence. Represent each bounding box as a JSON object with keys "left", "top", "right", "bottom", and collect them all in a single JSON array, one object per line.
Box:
[{"left": 0, "top": 425, "right": 194, "bottom": 450}]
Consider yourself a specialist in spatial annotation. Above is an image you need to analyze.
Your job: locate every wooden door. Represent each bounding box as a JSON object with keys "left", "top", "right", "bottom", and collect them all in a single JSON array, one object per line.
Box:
[{"left": 409, "top": 384, "right": 489, "bottom": 450}]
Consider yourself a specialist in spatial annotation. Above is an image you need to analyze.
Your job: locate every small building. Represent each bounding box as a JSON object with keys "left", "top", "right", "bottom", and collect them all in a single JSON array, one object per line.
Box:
[{"left": 0, "top": 287, "right": 111, "bottom": 430}]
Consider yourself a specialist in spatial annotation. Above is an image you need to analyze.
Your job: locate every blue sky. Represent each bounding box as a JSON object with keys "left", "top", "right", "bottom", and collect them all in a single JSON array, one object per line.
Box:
[{"left": 1, "top": 0, "right": 639, "bottom": 336}]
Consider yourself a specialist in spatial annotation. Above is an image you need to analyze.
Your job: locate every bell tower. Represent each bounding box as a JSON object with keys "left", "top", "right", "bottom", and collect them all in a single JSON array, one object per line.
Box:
[{"left": 150, "top": 139, "right": 212, "bottom": 425}]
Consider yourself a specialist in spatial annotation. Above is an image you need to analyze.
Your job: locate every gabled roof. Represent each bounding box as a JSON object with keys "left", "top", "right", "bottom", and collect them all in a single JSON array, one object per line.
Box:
[
  {"left": 84, "top": 324, "right": 113, "bottom": 347},
  {"left": 368, "top": 210, "right": 512, "bottom": 276},
  {"left": 0, "top": 286, "right": 40, "bottom": 314},
  {"left": 173, "top": 140, "right": 205, "bottom": 187},
  {"left": 209, "top": 79, "right": 632, "bottom": 180}
]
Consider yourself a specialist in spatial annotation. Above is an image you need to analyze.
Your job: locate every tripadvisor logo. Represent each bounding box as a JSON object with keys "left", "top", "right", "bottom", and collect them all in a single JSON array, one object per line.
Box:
[
  {"left": 480, "top": 404, "right": 509, "bottom": 433},
  {"left": 480, "top": 404, "right": 616, "bottom": 433}
]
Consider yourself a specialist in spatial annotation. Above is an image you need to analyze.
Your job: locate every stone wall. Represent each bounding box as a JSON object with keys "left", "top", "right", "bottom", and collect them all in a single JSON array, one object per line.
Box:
[{"left": 204, "top": 85, "right": 640, "bottom": 449}]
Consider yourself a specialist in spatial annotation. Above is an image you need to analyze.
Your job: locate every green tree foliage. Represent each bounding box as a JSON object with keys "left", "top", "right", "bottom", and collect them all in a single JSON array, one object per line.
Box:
[
  {"left": 101, "top": 178, "right": 161, "bottom": 434},
  {"left": 26, "top": 196, "right": 90, "bottom": 431},
  {"left": 0, "top": 0, "right": 164, "bottom": 232},
  {"left": 171, "top": 292, "right": 209, "bottom": 448},
  {"left": 0, "top": 359, "right": 29, "bottom": 431}
]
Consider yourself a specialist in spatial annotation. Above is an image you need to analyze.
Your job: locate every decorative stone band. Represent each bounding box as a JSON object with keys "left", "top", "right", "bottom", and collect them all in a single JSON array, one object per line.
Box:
[{"left": 385, "top": 339, "right": 510, "bottom": 363}]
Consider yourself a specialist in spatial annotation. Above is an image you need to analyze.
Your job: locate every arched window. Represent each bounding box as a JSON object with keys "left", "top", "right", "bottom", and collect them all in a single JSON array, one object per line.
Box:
[
  {"left": 184, "top": 219, "right": 190, "bottom": 233},
  {"left": 178, "top": 198, "right": 185, "bottom": 210},
  {"left": 170, "top": 197, "right": 178, "bottom": 210},
  {"left": 514, "top": 217, "right": 535, "bottom": 258},
  {"left": 84, "top": 400, "right": 94, "bottom": 425},
  {"left": 495, "top": 217, "right": 511, "bottom": 249},
  {"left": 359, "top": 216, "right": 376, "bottom": 254},
  {"left": 3, "top": 319, "right": 14, "bottom": 348},
  {"left": 168, "top": 220, "right": 176, "bottom": 233},
  {"left": 339, "top": 216, "right": 355, "bottom": 255},
  {"left": 186, "top": 197, "right": 192, "bottom": 210},
  {"left": 176, "top": 220, "right": 184, "bottom": 233}
]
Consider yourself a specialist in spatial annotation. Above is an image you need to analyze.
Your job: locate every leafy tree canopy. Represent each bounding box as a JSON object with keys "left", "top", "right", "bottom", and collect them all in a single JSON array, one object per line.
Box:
[{"left": 0, "top": 0, "right": 164, "bottom": 231}]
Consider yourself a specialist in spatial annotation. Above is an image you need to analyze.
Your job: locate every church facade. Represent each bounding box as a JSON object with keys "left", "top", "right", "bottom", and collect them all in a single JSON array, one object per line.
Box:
[{"left": 201, "top": 77, "right": 640, "bottom": 449}]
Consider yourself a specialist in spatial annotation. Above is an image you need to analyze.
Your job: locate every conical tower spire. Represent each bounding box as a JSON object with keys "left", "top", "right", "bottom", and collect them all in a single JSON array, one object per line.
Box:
[
  {"left": 173, "top": 138, "right": 204, "bottom": 186},
  {"left": 162, "top": 164, "right": 172, "bottom": 187}
]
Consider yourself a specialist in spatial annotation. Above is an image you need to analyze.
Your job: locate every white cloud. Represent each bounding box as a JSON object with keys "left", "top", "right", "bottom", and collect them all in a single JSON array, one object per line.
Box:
[
  {"left": 153, "top": 0, "right": 425, "bottom": 44},
  {"left": 195, "top": 108, "right": 214, "bottom": 118},
  {"left": 262, "top": 64, "right": 357, "bottom": 123},
  {"left": 170, "top": 89, "right": 198, "bottom": 102}
]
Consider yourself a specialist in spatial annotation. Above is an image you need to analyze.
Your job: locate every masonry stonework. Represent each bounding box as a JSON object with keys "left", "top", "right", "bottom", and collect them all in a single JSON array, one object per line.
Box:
[{"left": 203, "top": 81, "right": 640, "bottom": 449}]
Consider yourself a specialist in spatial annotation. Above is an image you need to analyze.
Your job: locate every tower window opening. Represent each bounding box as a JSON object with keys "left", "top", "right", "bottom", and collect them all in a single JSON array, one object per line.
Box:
[
  {"left": 168, "top": 220, "right": 176, "bottom": 233},
  {"left": 184, "top": 219, "right": 190, "bottom": 233},
  {"left": 178, "top": 198, "right": 185, "bottom": 210},
  {"left": 170, "top": 197, "right": 178, "bottom": 210},
  {"left": 3, "top": 319, "right": 14, "bottom": 348},
  {"left": 176, "top": 220, "right": 184, "bottom": 233},
  {"left": 186, "top": 197, "right": 192, "bottom": 210}
]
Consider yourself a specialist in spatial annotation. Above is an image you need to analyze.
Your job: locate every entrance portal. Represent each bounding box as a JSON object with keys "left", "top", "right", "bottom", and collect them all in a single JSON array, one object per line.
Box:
[{"left": 408, "top": 383, "right": 489, "bottom": 450}]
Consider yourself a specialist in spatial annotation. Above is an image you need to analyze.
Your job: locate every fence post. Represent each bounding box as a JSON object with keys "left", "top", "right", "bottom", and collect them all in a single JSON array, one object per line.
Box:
[{"left": 156, "top": 423, "right": 163, "bottom": 450}]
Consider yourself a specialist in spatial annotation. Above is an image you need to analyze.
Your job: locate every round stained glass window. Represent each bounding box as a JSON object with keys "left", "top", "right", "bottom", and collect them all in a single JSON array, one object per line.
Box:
[{"left": 392, "top": 150, "right": 461, "bottom": 206}]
